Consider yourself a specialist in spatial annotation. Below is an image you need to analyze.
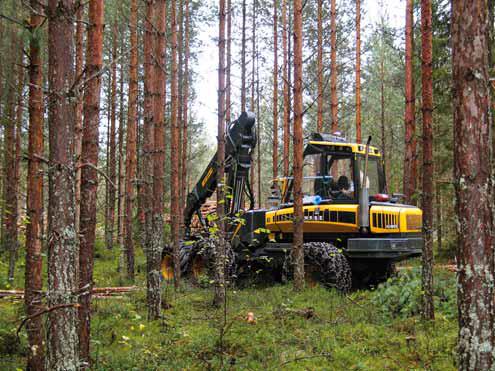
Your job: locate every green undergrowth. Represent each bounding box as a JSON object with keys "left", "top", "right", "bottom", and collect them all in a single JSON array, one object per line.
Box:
[{"left": 0, "top": 242, "right": 458, "bottom": 370}]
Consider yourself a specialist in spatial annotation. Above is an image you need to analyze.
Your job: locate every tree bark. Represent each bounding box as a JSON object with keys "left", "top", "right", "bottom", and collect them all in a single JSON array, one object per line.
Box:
[
  {"left": 170, "top": 0, "right": 182, "bottom": 290},
  {"left": 355, "top": 0, "right": 361, "bottom": 143},
  {"left": 226, "top": 0, "right": 232, "bottom": 122},
  {"left": 316, "top": 0, "right": 323, "bottom": 132},
  {"left": 282, "top": 0, "right": 290, "bottom": 176},
  {"left": 8, "top": 45, "right": 24, "bottom": 282},
  {"left": 149, "top": 0, "right": 166, "bottom": 318},
  {"left": 125, "top": 0, "right": 139, "bottom": 281},
  {"left": 46, "top": 0, "right": 79, "bottom": 369},
  {"left": 105, "top": 23, "right": 118, "bottom": 251},
  {"left": 420, "top": 0, "right": 434, "bottom": 321},
  {"left": 330, "top": 0, "right": 338, "bottom": 132},
  {"left": 214, "top": 0, "right": 227, "bottom": 307},
  {"left": 181, "top": 0, "right": 191, "bottom": 229},
  {"left": 241, "top": 0, "right": 247, "bottom": 112},
  {"left": 250, "top": 0, "right": 257, "bottom": 200},
  {"left": 74, "top": 3, "right": 84, "bottom": 240},
  {"left": 292, "top": 0, "right": 304, "bottom": 291},
  {"left": 404, "top": 0, "right": 417, "bottom": 204},
  {"left": 452, "top": 1, "right": 495, "bottom": 369},
  {"left": 25, "top": 1, "right": 45, "bottom": 367},
  {"left": 79, "top": 0, "right": 104, "bottom": 365},
  {"left": 273, "top": 0, "right": 279, "bottom": 180},
  {"left": 2, "top": 31, "right": 18, "bottom": 272}
]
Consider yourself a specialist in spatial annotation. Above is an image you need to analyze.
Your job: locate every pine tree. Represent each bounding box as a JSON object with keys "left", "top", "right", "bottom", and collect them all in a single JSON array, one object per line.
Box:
[
  {"left": 292, "top": 0, "right": 304, "bottom": 291},
  {"left": 330, "top": 0, "right": 338, "bottom": 131},
  {"left": 46, "top": 0, "right": 79, "bottom": 368},
  {"left": 355, "top": 0, "right": 361, "bottom": 142},
  {"left": 25, "top": 1, "right": 45, "bottom": 367},
  {"left": 316, "top": 0, "right": 323, "bottom": 132},
  {"left": 403, "top": 0, "right": 417, "bottom": 204},
  {"left": 273, "top": 0, "right": 279, "bottom": 179},
  {"left": 452, "top": 1, "right": 495, "bottom": 369},
  {"left": 420, "top": 0, "right": 434, "bottom": 321},
  {"left": 79, "top": 0, "right": 105, "bottom": 363}
]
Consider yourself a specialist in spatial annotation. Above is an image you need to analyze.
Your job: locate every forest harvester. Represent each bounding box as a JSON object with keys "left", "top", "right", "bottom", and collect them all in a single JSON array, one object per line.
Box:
[{"left": 161, "top": 112, "right": 423, "bottom": 290}]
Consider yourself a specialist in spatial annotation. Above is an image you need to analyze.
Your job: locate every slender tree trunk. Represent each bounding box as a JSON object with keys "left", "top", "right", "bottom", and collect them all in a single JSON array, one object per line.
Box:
[
  {"left": 282, "top": 0, "right": 290, "bottom": 176},
  {"left": 452, "top": 1, "right": 495, "bottom": 369},
  {"left": 105, "top": 23, "right": 118, "bottom": 251},
  {"left": 181, "top": 0, "right": 191, "bottom": 225},
  {"left": 256, "top": 51, "right": 261, "bottom": 207},
  {"left": 330, "top": 0, "right": 338, "bottom": 131},
  {"left": 178, "top": 0, "right": 184, "bottom": 228},
  {"left": 74, "top": 4, "right": 84, "bottom": 238},
  {"left": 8, "top": 46, "right": 24, "bottom": 282},
  {"left": 2, "top": 32, "right": 18, "bottom": 273},
  {"left": 117, "top": 24, "right": 126, "bottom": 273},
  {"left": 292, "top": 0, "right": 304, "bottom": 291},
  {"left": 25, "top": 2, "right": 45, "bottom": 367},
  {"left": 214, "top": 0, "right": 227, "bottom": 308},
  {"left": 226, "top": 0, "right": 232, "bottom": 122},
  {"left": 79, "top": 0, "right": 104, "bottom": 365},
  {"left": 250, "top": 0, "right": 256, "bottom": 200},
  {"left": 46, "top": 0, "right": 79, "bottom": 369},
  {"left": 316, "top": 0, "right": 323, "bottom": 132},
  {"left": 149, "top": 0, "right": 166, "bottom": 318},
  {"left": 380, "top": 50, "right": 388, "bottom": 192},
  {"left": 142, "top": 0, "right": 156, "bottom": 314},
  {"left": 355, "top": 0, "right": 361, "bottom": 143},
  {"left": 420, "top": 0, "right": 434, "bottom": 321},
  {"left": 404, "top": 0, "right": 417, "bottom": 204},
  {"left": 435, "top": 184, "right": 442, "bottom": 251},
  {"left": 125, "top": 0, "right": 139, "bottom": 281},
  {"left": 241, "top": 0, "right": 247, "bottom": 112},
  {"left": 170, "top": 0, "right": 182, "bottom": 290},
  {"left": 273, "top": 0, "right": 279, "bottom": 180}
]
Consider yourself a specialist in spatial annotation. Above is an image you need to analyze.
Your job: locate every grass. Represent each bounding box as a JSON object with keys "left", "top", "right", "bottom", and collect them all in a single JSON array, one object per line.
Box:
[{"left": 0, "top": 236, "right": 458, "bottom": 370}]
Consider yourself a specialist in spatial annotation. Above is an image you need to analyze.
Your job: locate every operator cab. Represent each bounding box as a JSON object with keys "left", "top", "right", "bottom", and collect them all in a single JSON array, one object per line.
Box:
[{"left": 276, "top": 133, "right": 387, "bottom": 206}]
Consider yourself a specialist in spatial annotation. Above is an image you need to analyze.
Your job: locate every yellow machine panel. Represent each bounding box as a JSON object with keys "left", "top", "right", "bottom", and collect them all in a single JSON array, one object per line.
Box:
[
  {"left": 370, "top": 205, "right": 422, "bottom": 234},
  {"left": 266, "top": 204, "right": 359, "bottom": 234}
]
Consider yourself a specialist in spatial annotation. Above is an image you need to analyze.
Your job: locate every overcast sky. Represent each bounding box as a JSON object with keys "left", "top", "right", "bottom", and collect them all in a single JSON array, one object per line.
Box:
[{"left": 193, "top": 0, "right": 406, "bottom": 143}]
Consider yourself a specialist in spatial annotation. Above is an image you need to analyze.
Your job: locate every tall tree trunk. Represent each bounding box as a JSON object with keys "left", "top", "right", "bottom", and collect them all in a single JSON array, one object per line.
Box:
[
  {"left": 178, "top": 0, "right": 184, "bottom": 228},
  {"left": 46, "top": 0, "right": 79, "bottom": 369},
  {"left": 226, "top": 0, "right": 232, "bottom": 122},
  {"left": 355, "top": 0, "right": 361, "bottom": 143},
  {"left": 149, "top": 0, "right": 166, "bottom": 318},
  {"left": 282, "top": 0, "right": 290, "bottom": 176},
  {"left": 125, "top": 0, "right": 139, "bottom": 281},
  {"left": 292, "top": 0, "right": 304, "bottom": 291},
  {"left": 181, "top": 0, "right": 190, "bottom": 225},
  {"left": 214, "top": 0, "right": 227, "bottom": 308},
  {"left": 74, "top": 2, "right": 84, "bottom": 239},
  {"left": 241, "top": 0, "right": 247, "bottom": 112},
  {"left": 142, "top": 0, "right": 156, "bottom": 313},
  {"left": 25, "top": 1, "right": 45, "bottom": 367},
  {"left": 250, "top": 0, "right": 256, "bottom": 200},
  {"left": 105, "top": 23, "right": 118, "bottom": 251},
  {"left": 273, "top": 0, "right": 279, "bottom": 179},
  {"left": 170, "top": 0, "right": 182, "bottom": 290},
  {"left": 420, "top": 0, "right": 434, "bottom": 321},
  {"left": 117, "top": 23, "right": 126, "bottom": 273},
  {"left": 256, "top": 51, "right": 261, "bottom": 207},
  {"left": 8, "top": 46, "right": 24, "bottom": 282},
  {"left": 452, "top": 1, "right": 495, "bottom": 369},
  {"left": 330, "top": 0, "right": 338, "bottom": 131},
  {"left": 404, "top": 0, "right": 417, "bottom": 204},
  {"left": 79, "top": 0, "right": 104, "bottom": 365},
  {"left": 2, "top": 32, "right": 18, "bottom": 273},
  {"left": 316, "top": 0, "right": 323, "bottom": 132}
]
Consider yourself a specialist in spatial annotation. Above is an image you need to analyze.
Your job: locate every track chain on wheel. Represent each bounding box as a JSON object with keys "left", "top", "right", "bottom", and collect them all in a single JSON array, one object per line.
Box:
[
  {"left": 194, "top": 237, "right": 237, "bottom": 282},
  {"left": 292, "top": 242, "right": 352, "bottom": 292}
]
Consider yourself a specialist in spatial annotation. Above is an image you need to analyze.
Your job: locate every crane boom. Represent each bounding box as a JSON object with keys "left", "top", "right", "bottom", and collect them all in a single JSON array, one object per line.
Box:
[{"left": 183, "top": 112, "right": 256, "bottom": 236}]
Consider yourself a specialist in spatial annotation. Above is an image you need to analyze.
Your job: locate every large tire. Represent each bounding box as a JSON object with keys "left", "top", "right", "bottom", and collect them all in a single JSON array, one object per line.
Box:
[
  {"left": 160, "top": 243, "right": 193, "bottom": 281},
  {"left": 294, "top": 242, "right": 352, "bottom": 292}
]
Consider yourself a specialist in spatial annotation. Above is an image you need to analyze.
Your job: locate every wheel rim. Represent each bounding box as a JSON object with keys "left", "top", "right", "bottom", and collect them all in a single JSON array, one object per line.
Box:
[{"left": 161, "top": 255, "right": 174, "bottom": 281}]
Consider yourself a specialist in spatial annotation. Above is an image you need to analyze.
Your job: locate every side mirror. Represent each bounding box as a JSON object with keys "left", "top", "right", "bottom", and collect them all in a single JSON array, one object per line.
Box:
[{"left": 391, "top": 193, "right": 405, "bottom": 203}]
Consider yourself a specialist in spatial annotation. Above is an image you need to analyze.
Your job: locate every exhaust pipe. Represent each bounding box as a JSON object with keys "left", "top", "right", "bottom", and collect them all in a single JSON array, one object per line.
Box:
[{"left": 359, "top": 136, "right": 372, "bottom": 234}]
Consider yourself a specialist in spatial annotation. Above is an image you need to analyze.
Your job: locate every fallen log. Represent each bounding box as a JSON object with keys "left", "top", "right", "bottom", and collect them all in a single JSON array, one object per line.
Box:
[{"left": 0, "top": 286, "right": 138, "bottom": 299}]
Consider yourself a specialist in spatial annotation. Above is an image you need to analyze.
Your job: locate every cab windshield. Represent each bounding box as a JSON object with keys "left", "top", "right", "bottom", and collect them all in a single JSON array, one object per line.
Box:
[{"left": 282, "top": 153, "right": 384, "bottom": 204}]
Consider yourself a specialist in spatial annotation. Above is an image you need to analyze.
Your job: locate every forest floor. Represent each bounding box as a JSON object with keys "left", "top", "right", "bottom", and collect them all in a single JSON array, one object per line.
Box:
[{"left": 0, "top": 242, "right": 458, "bottom": 370}]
